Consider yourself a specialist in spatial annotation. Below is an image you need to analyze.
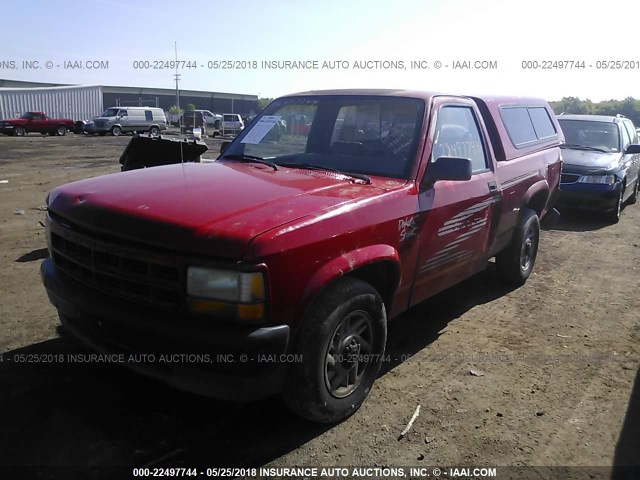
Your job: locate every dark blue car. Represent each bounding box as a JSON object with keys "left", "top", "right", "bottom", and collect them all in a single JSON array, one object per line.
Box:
[{"left": 556, "top": 114, "right": 640, "bottom": 222}]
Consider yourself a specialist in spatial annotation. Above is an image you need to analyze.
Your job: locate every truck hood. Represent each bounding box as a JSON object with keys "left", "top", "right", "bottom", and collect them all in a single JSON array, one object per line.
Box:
[
  {"left": 561, "top": 148, "right": 621, "bottom": 171},
  {"left": 48, "top": 161, "right": 394, "bottom": 259}
]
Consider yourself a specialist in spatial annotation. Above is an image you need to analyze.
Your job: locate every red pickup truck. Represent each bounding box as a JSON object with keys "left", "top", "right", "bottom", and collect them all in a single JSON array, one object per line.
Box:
[
  {"left": 0, "top": 111, "right": 74, "bottom": 136},
  {"left": 41, "top": 90, "right": 563, "bottom": 423}
]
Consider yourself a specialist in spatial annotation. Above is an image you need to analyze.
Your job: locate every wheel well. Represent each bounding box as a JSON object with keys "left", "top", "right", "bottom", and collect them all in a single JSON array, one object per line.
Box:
[
  {"left": 526, "top": 190, "right": 548, "bottom": 217},
  {"left": 345, "top": 261, "right": 399, "bottom": 311}
]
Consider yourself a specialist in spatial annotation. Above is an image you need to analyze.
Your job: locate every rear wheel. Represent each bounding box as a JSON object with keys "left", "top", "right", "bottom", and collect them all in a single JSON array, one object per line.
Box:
[
  {"left": 56, "top": 125, "right": 67, "bottom": 136},
  {"left": 496, "top": 208, "right": 540, "bottom": 285},
  {"left": 111, "top": 126, "right": 122, "bottom": 136},
  {"left": 14, "top": 126, "right": 26, "bottom": 136},
  {"left": 282, "top": 277, "right": 387, "bottom": 423},
  {"left": 149, "top": 126, "right": 160, "bottom": 135}
]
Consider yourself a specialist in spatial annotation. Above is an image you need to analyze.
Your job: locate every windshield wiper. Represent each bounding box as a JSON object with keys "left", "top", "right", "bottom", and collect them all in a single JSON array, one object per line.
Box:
[
  {"left": 277, "top": 162, "right": 371, "bottom": 184},
  {"left": 221, "top": 153, "right": 278, "bottom": 171},
  {"left": 560, "top": 144, "right": 608, "bottom": 153}
]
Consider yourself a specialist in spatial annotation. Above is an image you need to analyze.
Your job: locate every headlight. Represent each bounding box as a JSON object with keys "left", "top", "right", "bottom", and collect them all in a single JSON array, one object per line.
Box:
[
  {"left": 186, "top": 267, "right": 266, "bottom": 322},
  {"left": 577, "top": 174, "right": 616, "bottom": 185},
  {"left": 187, "top": 267, "right": 265, "bottom": 303}
]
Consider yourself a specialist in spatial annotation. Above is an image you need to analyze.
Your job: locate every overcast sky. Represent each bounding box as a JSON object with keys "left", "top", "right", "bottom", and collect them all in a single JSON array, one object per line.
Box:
[{"left": 1, "top": 0, "right": 639, "bottom": 101}]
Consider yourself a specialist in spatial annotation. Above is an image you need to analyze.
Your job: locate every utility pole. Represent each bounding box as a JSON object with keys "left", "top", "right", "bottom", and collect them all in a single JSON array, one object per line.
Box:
[{"left": 174, "top": 41, "right": 180, "bottom": 110}]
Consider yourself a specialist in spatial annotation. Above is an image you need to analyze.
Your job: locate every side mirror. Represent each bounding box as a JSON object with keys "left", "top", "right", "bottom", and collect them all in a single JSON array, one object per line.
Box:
[
  {"left": 624, "top": 144, "right": 640, "bottom": 154},
  {"left": 421, "top": 157, "right": 472, "bottom": 190},
  {"left": 220, "top": 141, "right": 231, "bottom": 154}
]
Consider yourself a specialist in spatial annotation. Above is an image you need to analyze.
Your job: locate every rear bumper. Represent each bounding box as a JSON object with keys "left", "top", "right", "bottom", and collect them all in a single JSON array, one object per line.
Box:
[
  {"left": 41, "top": 258, "right": 290, "bottom": 402},
  {"left": 556, "top": 181, "right": 622, "bottom": 212}
]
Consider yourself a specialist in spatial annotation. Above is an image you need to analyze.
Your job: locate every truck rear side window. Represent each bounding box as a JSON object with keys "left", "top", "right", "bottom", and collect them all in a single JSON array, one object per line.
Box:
[
  {"left": 145, "top": 110, "right": 153, "bottom": 121},
  {"left": 528, "top": 107, "right": 556, "bottom": 139},
  {"left": 501, "top": 106, "right": 557, "bottom": 148}
]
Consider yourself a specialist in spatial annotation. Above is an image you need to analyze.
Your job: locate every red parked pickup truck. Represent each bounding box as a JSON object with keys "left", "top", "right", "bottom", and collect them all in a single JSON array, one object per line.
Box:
[
  {"left": 41, "top": 90, "right": 563, "bottom": 423},
  {"left": 0, "top": 111, "right": 74, "bottom": 136}
]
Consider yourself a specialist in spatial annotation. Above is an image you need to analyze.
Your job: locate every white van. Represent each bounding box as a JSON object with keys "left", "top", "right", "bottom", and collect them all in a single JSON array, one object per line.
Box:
[{"left": 90, "top": 107, "right": 167, "bottom": 136}]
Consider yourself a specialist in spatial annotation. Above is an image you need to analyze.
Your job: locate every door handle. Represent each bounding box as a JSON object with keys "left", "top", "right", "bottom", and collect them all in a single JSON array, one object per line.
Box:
[{"left": 488, "top": 181, "right": 498, "bottom": 192}]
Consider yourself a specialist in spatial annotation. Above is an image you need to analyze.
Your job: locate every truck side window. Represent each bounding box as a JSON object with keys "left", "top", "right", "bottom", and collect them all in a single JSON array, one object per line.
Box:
[
  {"left": 432, "top": 106, "right": 488, "bottom": 173},
  {"left": 118, "top": 110, "right": 128, "bottom": 117},
  {"left": 145, "top": 110, "right": 153, "bottom": 121}
]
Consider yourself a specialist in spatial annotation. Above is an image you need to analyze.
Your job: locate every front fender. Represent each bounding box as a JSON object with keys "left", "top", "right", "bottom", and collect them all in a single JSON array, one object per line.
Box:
[{"left": 301, "top": 244, "right": 400, "bottom": 306}]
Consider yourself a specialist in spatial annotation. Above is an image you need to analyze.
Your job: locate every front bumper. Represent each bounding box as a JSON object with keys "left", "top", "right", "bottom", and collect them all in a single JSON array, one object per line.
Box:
[
  {"left": 0, "top": 125, "right": 15, "bottom": 135},
  {"left": 41, "top": 258, "right": 290, "bottom": 401},
  {"left": 556, "top": 181, "right": 622, "bottom": 212}
]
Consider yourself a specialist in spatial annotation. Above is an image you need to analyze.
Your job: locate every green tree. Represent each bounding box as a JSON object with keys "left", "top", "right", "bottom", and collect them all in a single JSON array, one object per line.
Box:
[
  {"left": 257, "top": 97, "right": 273, "bottom": 110},
  {"left": 186, "top": 103, "right": 196, "bottom": 112},
  {"left": 168, "top": 105, "right": 183, "bottom": 117}
]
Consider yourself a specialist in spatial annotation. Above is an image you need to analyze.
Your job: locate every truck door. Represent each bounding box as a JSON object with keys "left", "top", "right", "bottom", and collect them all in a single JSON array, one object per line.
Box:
[
  {"left": 30, "top": 113, "right": 46, "bottom": 132},
  {"left": 410, "top": 98, "right": 501, "bottom": 307}
]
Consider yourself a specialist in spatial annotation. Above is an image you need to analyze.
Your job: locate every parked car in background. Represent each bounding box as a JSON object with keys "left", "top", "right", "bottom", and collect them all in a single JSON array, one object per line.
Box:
[
  {"left": 0, "top": 112, "right": 74, "bottom": 136},
  {"left": 195, "top": 110, "right": 222, "bottom": 128},
  {"left": 89, "top": 107, "right": 167, "bottom": 136},
  {"left": 556, "top": 114, "right": 640, "bottom": 222},
  {"left": 73, "top": 120, "right": 88, "bottom": 134},
  {"left": 181, "top": 110, "right": 206, "bottom": 132},
  {"left": 220, "top": 113, "right": 244, "bottom": 135},
  {"left": 42, "top": 89, "right": 562, "bottom": 423}
]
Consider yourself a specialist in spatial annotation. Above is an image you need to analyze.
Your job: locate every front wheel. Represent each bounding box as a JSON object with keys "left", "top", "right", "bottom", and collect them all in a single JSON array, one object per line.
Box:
[
  {"left": 607, "top": 184, "right": 624, "bottom": 223},
  {"left": 496, "top": 208, "right": 540, "bottom": 285},
  {"left": 111, "top": 126, "right": 122, "bottom": 136},
  {"left": 282, "top": 277, "right": 387, "bottom": 423},
  {"left": 13, "top": 126, "right": 26, "bottom": 136},
  {"left": 56, "top": 125, "right": 67, "bottom": 136},
  {"left": 626, "top": 178, "right": 639, "bottom": 205}
]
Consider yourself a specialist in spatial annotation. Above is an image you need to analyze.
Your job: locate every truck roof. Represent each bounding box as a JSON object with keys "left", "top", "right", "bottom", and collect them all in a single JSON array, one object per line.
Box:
[
  {"left": 285, "top": 89, "right": 549, "bottom": 105},
  {"left": 285, "top": 89, "right": 562, "bottom": 162}
]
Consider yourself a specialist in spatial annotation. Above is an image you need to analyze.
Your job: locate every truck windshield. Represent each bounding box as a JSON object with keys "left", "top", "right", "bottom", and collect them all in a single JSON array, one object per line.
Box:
[
  {"left": 224, "top": 95, "right": 425, "bottom": 179},
  {"left": 558, "top": 120, "right": 620, "bottom": 153},
  {"left": 101, "top": 108, "right": 119, "bottom": 117}
]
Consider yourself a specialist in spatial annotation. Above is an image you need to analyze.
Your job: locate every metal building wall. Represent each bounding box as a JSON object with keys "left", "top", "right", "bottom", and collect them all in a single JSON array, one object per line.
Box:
[{"left": 0, "top": 85, "right": 103, "bottom": 120}]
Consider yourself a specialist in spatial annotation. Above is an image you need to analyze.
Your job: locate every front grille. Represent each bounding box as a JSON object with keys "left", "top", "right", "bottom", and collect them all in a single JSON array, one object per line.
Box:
[
  {"left": 50, "top": 225, "right": 182, "bottom": 308},
  {"left": 560, "top": 173, "right": 580, "bottom": 184},
  {"left": 95, "top": 120, "right": 106, "bottom": 128}
]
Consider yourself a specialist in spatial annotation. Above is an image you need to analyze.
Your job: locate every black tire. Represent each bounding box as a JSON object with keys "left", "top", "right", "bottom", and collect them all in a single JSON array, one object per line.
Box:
[
  {"left": 626, "top": 178, "right": 639, "bottom": 205},
  {"left": 14, "top": 126, "right": 26, "bottom": 136},
  {"left": 496, "top": 208, "right": 540, "bottom": 285},
  {"left": 282, "top": 277, "right": 387, "bottom": 423},
  {"left": 56, "top": 125, "right": 67, "bottom": 136},
  {"left": 149, "top": 126, "right": 160, "bottom": 136},
  {"left": 111, "top": 126, "right": 122, "bottom": 136},
  {"left": 607, "top": 184, "right": 624, "bottom": 223}
]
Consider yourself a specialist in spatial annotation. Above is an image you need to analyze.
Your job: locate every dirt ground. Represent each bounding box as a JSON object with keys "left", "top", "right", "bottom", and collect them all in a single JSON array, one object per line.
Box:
[{"left": 0, "top": 132, "right": 638, "bottom": 478}]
